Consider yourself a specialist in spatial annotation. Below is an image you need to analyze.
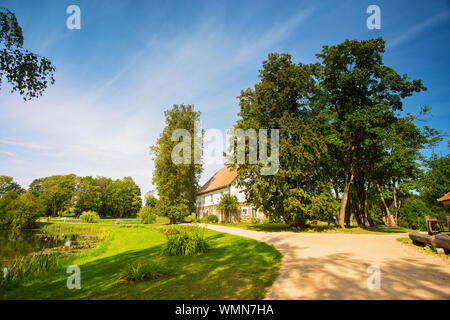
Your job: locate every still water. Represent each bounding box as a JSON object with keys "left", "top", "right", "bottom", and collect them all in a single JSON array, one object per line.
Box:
[{"left": 0, "top": 230, "right": 77, "bottom": 266}]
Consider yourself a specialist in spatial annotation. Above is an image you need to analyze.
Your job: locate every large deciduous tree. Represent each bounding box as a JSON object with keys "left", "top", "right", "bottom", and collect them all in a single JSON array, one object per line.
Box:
[
  {"left": 316, "top": 38, "right": 429, "bottom": 228},
  {"left": 0, "top": 8, "right": 55, "bottom": 100},
  {"left": 0, "top": 175, "right": 24, "bottom": 197},
  {"left": 151, "top": 104, "right": 203, "bottom": 224},
  {"left": 420, "top": 152, "right": 450, "bottom": 218},
  {"left": 231, "top": 53, "right": 336, "bottom": 229}
]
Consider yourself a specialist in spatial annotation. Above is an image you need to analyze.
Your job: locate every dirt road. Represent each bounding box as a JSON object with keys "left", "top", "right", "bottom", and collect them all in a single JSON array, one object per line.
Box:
[{"left": 205, "top": 224, "right": 450, "bottom": 299}]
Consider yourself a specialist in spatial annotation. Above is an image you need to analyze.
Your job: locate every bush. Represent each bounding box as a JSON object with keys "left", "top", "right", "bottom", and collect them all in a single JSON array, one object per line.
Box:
[
  {"left": 137, "top": 206, "right": 157, "bottom": 224},
  {"left": 398, "top": 197, "right": 430, "bottom": 231},
  {"left": 0, "top": 192, "right": 40, "bottom": 229},
  {"left": 184, "top": 214, "right": 198, "bottom": 223},
  {"left": 119, "top": 261, "right": 168, "bottom": 282},
  {"left": 79, "top": 211, "right": 100, "bottom": 223},
  {"left": 250, "top": 217, "right": 260, "bottom": 224},
  {"left": 201, "top": 214, "right": 218, "bottom": 223},
  {"left": 162, "top": 225, "right": 209, "bottom": 256}
]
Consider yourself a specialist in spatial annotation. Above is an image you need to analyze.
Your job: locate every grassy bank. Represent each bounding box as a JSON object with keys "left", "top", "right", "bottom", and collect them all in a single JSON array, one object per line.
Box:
[
  {"left": 1, "top": 222, "right": 281, "bottom": 300},
  {"left": 213, "top": 221, "right": 413, "bottom": 234},
  {"left": 397, "top": 237, "right": 449, "bottom": 262}
]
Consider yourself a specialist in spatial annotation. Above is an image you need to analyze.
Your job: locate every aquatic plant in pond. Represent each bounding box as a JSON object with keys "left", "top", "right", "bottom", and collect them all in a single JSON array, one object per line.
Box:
[
  {"left": 162, "top": 225, "right": 209, "bottom": 256},
  {"left": 0, "top": 253, "right": 66, "bottom": 292}
]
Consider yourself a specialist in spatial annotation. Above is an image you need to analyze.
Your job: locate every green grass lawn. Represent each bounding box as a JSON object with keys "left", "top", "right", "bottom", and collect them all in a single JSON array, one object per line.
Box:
[
  {"left": 213, "top": 221, "right": 413, "bottom": 234},
  {"left": 42, "top": 216, "right": 170, "bottom": 225},
  {"left": 1, "top": 222, "right": 281, "bottom": 300}
]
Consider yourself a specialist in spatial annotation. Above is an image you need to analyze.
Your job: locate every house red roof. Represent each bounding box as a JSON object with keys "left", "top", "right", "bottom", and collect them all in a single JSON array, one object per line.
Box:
[
  {"left": 437, "top": 192, "right": 450, "bottom": 202},
  {"left": 197, "top": 166, "right": 238, "bottom": 195}
]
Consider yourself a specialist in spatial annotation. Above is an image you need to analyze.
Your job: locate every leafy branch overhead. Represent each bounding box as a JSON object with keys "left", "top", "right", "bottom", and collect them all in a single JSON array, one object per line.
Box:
[{"left": 0, "top": 7, "right": 55, "bottom": 100}]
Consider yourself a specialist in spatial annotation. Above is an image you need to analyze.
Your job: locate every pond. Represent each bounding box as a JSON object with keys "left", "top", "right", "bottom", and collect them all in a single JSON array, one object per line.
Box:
[{"left": 0, "top": 228, "right": 98, "bottom": 267}]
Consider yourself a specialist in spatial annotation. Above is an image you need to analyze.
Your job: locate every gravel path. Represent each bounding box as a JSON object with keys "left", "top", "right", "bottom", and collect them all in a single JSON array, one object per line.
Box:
[{"left": 204, "top": 224, "right": 450, "bottom": 300}]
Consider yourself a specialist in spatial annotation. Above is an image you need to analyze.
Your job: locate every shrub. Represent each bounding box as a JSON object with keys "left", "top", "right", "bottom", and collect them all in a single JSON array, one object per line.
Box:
[
  {"left": 250, "top": 217, "right": 260, "bottom": 224},
  {"left": 201, "top": 214, "right": 218, "bottom": 223},
  {"left": 398, "top": 197, "right": 430, "bottom": 231},
  {"left": 137, "top": 206, "right": 157, "bottom": 224},
  {"left": 79, "top": 211, "right": 100, "bottom": 223},
  {"left": 162, "top": 225, "right": 209, "bottom": 256},
  {"left": 184, "top": 214, "right": 198, "bottom": 223},
  {"left": 119, "top": 261, "right": 168, "bottom": 282},
  {"left": 1, "top": 192, "right": 40, "bottom": 229}
]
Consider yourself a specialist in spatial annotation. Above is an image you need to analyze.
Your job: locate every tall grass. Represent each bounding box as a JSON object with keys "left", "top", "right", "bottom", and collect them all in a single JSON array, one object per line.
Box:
[
  {"left": 1, "top": 253, "right": 66, "bottom": 292},
  {"left": 162, "top": 225, "right": 209, "bottom": 256},
  {"left": 119, "top": 260, "right": 169, "bottom": 282}
]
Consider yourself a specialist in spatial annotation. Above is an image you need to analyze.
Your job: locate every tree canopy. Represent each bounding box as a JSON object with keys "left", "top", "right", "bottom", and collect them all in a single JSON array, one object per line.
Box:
[
  {"left": 0, "top": 7, "right": 55, "bottom": 100},
  {"left": 151, "top": 104, "right": 203, "bottom": 224}
]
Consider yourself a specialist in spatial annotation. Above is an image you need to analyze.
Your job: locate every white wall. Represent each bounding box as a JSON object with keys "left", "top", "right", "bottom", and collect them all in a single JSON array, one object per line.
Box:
[
  {"left": 230, "top": 183, "right": 246, "bottom": 203},
  {"left": 196, "top": 186, "right": 230, "bottom": 208}
]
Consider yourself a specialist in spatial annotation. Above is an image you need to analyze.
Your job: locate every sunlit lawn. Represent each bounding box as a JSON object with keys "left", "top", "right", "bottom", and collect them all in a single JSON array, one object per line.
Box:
[
  {"left": 1, "top": 222, "right": 281, "bottom": 300},
  {"left": 214, "top": 221, "right": 414, "bottom": 234}
]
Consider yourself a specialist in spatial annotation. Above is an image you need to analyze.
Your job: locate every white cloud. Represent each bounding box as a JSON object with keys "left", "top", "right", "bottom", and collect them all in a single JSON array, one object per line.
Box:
[{"left": 0, "top": 8, "right": 315, "bottom": 194}]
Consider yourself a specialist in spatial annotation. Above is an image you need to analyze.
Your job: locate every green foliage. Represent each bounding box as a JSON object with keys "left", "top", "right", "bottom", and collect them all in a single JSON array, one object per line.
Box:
[
  {"left": 151, "top": 104, "right": 203, "bottom": 224},
  {"left": 250, "top": 217, "right": 260, "bottom": 224},
  {"left": 420, "top": 153, "right": 449, "bottom": 218},
  {"left": 162, "top": 225, "right": 209, "bottom": 256},
  {"left": 137, "top": 206, "right": 157, "bottom": 224},
  {"left": 398, "top": 197, "right": 430, "bottom": 230},
  {"left": 0, "top": 8, "right": 55, "bottom": 100},
  {"left": 0, "top": 176, "right": 24, "bottom": 197},
  {"left": 144, "top": 191, "right": 158, "bottom": 208},
  {"left": 217, "top": 193, "right": 238, "bottom": 222},
  {"left": 79, "top": 211, "right": 100, "bottom": 223},
  {"left": 29, "top": 175, "right": 142, "bottom": 218},
  {"left": 119, "top": 261, "right": 169, "bottom": 282},
  {"left": 232, "top": 52, "right": 335, "bottom": 228},
  {"left": 183, "top": 214, "right": 198, "bottom": 223},
  {"left": 1, "top": 253, "right": 64, "bottom": 291},
  {"left": 0, "top": 191, "right": 39, "bottom": 229},
  {"left": 202, "top": 214, "right": 218, "bottom": 223},
  {"left": 30, "top": 174, "right": 76, "bottom": 217},
  {"left": 62, "top": 207, "right": 76, "bottom": 217}
]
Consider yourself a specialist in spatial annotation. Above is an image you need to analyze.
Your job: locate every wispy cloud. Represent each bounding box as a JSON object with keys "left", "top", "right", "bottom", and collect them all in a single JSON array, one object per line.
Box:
[
  {"left": 0, "top": 139, "right": 53, "bottom": 151},
  {"left": 1, "top": 6, "right": 316, "bottom": 193},
  {"left": 0, "top": 150, "right": 16, "bottom": 157},
  {"left": 388, "top": 10, "right": 450, "bottom": 48}
]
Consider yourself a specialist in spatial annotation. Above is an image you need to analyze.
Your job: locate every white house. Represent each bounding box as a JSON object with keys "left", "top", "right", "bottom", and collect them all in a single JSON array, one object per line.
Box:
[{"left": 196, "top": 166, "right": 265, "bottom": 222}]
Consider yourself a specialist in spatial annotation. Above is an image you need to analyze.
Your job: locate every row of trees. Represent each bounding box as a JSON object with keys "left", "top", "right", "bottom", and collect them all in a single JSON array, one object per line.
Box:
[
  {"left": 0, "top": 174, "right": 142, "bottom": 221},
  {"left": 151, "top": 37, "right": 447, "bottom": 228},
  {"left": 231, "top": 38, "right": 445, "bottom": 229}
]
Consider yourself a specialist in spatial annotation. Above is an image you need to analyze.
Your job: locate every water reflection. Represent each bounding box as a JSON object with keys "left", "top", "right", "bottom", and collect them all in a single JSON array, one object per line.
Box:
[{"left": 0, "top": 230, "right": 79, "bottom": 265}]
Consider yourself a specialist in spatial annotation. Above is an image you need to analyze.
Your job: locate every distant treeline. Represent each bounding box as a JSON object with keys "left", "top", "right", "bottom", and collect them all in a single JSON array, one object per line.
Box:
[{"left": 0, "top": 175, "right": 142, "bottom": 227}]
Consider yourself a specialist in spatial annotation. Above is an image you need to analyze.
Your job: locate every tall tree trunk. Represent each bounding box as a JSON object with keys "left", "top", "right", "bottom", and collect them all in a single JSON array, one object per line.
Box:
[
  {"left": 294, "top": 216, "right": 306, "bottom": 229},
  {"left": 338, "top": 149, "right": 354, "bottom": 228},
  {"left": 392, "top": 180, "right": 401, "bottom": 226},
  {"left": 377, "top": 185, "right": 397, "bottom": 227}
]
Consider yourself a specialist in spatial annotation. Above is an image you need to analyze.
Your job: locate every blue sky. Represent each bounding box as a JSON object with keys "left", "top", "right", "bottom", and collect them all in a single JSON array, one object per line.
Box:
[{"left": 1, "top": 0, "right": 449, "bottom": 196}]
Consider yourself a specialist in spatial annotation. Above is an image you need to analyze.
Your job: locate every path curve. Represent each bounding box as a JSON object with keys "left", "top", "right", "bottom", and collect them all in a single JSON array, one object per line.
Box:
[{"left": 204, "top": 224, "right": 450, "bottom": 300}]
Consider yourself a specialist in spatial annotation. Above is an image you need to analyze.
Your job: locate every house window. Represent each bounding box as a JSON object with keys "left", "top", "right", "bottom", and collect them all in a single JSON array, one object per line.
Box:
[
  {"left": 242, "top": 208, "right": 248, "bottom": 216},
  {"left": 252, "top": 208, "right": 257, "bottom": 218}
]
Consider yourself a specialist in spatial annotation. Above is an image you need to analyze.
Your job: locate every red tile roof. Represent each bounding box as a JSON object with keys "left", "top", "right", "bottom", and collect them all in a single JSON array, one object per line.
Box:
[
  {"left": 197, "top": 166, "right": 238, "bottom": 195},
  {"left": 437, "top": 192, "right": 450, "bottom": 202}
]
